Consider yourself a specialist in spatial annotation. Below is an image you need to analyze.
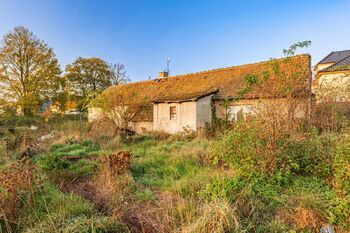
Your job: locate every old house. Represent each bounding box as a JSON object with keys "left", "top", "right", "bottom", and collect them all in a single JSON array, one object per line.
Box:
[
  {"left": 90, "top": 54, "right": 311, "bottom": 134},
  {"left": 313, "top": 50, "right": 350, "bottom": 102}
]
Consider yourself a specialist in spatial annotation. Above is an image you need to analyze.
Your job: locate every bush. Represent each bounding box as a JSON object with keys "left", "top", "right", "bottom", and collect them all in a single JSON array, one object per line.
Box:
[
  {"left": 279, "top": 177, "right": 350, "bottom": 230},
  {"left": 333, "top": 135, "right": 350, "bottom": 195},
  {"left": 208, "top": 121, "right": 275, "bottom": 177},
  {"left": 209, "top": 121, "right": 340, "bottom": 182},
  {"left": 277, "top": 131, "right": 335, "bottom": 179},
  {"left": 312, "top": 103, "right": 349, "bottom": 133}
]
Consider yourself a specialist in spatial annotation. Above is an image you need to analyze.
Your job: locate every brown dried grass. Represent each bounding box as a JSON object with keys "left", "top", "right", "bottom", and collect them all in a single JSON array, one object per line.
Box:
[
  {"left": 0, "top": 158, "right": 39, "bottom": 223},
  {"left": 276, "top": 206, "right": 325, "bottom": 232}
]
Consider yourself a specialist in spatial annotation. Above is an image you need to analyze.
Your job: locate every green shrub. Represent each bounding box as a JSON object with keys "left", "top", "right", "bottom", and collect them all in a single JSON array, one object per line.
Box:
[
  {"left": 0, "top": 115, "right": 41, "bottom": 127},
  {"left": 277, "top": 131, "right": 335, "bottom": 179},
  {"left": 208, "top": 121, "right": 274, "bottom": 177},
  {"left": 333, "top": 134, "right": 350, "bottom": 195},
  {"left": 209, "top": 121, "right": 339, "bottom": 182}
]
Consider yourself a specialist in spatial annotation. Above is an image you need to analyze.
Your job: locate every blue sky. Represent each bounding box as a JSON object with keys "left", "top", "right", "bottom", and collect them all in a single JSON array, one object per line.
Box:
[{"left": 0, "top": 0, "right": 349, "bottom": 81}]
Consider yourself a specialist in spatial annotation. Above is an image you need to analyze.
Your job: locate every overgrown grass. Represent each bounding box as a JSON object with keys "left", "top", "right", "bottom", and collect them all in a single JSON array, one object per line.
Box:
[
  {"left": 1, "top": 115, "right": 350, "bottom": 232},
  {"left": 18, "top": 179, "right": 125, "bottom": 233},
  {"left": 36, "top": 139, "right": 100, "bottom": 181},
  {"left": 129, "top": 138, "right": 218, "bottom": 195}
]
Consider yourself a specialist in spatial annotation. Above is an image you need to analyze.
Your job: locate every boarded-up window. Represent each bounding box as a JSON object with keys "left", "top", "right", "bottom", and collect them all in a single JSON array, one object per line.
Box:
[{"left": 170, "top": 106, "right": 177, "bottom": 120}]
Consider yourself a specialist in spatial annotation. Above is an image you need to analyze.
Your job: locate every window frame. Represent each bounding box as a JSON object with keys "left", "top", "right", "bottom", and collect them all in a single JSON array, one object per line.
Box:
[{"left": 170, "top": 106, "right": 177, "bottom": 120}]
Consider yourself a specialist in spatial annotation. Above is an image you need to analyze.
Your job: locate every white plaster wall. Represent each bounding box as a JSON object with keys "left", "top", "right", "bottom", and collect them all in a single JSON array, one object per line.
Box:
[
  {"left": 196, "top": 95, "right": 213, "bottom": 129},
  {"left": 314, "top": 72, "right": 350, "bottom": 102},
  {"left": 132, "top": 122, "right": 153, "bottom": 134},
  {"left": 215, "top": 98, "right": 309, "bottom": 120},
  {"left": 153, "top": 101, "right": 197, "bottom": 133}
]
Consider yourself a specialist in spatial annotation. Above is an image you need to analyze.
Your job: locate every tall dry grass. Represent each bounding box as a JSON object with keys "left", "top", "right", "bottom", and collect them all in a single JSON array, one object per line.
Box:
[{"left": 0, "top": 159, "right": 39, "bottom": 225}]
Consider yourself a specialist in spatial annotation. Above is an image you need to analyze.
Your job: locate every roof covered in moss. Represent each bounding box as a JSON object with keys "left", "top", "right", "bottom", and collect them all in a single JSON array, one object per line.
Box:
[{"left": 102, "top": 54, "right": 311, "bottom": 105}]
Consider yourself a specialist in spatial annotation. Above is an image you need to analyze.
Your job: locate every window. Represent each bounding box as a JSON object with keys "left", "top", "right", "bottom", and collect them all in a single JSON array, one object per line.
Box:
[
  {"left": 170, "top": 106, "right": 177, "bottom": 120},
  {"left": 228, "top": 105, "right": 253, "bottom": 121}
]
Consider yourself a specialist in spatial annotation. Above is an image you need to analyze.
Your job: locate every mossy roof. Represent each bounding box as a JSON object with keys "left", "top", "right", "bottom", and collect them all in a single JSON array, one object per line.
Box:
[{"left": 102, "top": 54, "right": 311, "bottom": 105}]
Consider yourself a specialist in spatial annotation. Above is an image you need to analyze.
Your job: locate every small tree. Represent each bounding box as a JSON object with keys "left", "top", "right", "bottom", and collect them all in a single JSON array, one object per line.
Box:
[
  {"left": 109, "top": 63, "right": 130, "bottom": 86},
  {"left": 91, "top": 92, "right": 144, "bottom": 136},
  {"left": 240, "top": 41, "right": 312, "bottom": 139}
]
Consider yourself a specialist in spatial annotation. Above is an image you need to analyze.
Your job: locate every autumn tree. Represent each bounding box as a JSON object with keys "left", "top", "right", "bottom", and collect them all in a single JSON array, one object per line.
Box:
[
  {"left": 0, "top": 26, "right": 61, "bottom": 115},
  {"left": 65, "top": 58, "right": 130, "bottom": 110},
  {"left": 65, "top": 57, "right": 112, "bottom": 109}
]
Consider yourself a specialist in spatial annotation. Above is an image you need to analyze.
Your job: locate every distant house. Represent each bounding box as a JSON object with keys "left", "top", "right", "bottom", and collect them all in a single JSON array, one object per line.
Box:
[
  {"left": 90, "top": 54, "right": 311, "bottom": 134},
  {"left": 313, "top": 50, "right": 350, "bottom": 102}
]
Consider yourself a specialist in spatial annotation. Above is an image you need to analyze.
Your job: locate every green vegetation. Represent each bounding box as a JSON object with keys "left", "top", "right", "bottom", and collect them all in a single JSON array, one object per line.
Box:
[
  {"left": 1, "top": 111, "right": 350, "bottom": 232},
  {"left": 2, "top": 26, "right": 347, "bottom": 232}
]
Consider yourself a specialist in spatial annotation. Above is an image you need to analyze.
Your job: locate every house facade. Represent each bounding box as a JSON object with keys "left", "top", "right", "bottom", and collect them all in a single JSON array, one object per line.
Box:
[
  {"left": 90, "top": 54, "right": 312, "bottom": 134},
  {"left": 313, "top": 50, "right": 350, "bottom": 102}
]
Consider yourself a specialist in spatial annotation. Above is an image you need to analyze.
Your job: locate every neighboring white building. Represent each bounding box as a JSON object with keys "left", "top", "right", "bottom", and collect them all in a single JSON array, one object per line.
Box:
[
  {"left": 313, "top": 50, "right": 350, "bottom": 102},
  {"left": 90, "top": 55, "right": 312, "bottom": 134}
]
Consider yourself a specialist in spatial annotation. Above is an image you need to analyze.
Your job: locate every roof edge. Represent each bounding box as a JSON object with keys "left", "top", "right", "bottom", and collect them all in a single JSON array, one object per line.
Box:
[
  {"left": 321, "top": 54, "right": 350, "bottom": 72},
  {"left": 153, "top": 89, "right": 219, "bottom": 103}
]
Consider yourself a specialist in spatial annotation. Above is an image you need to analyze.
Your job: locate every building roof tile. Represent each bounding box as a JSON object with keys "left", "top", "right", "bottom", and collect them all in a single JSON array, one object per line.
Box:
[{"left": 318, "top": 50, "right": 350, "bottom": 64}]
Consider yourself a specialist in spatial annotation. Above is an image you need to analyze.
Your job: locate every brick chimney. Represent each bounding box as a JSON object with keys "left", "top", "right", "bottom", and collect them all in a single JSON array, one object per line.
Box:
[{"left": 159, "top": 71, "right": 169, "bottom": 78}]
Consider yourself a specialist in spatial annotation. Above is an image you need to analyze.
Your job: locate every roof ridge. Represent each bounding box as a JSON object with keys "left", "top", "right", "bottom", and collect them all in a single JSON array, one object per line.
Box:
[
  {"left": 109, "top": 54, "right": 309, "bottom": 87},
  {"left": 160, "top": 53, "right": 310, "bottom": 79},
  {"left": 322, "top": 54, "right": 350, "bottom": 71}
]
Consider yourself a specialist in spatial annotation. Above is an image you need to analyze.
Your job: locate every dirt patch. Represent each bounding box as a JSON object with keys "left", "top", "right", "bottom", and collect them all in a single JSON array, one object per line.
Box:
[
  {"left": 115, "top": 191, "right": 180, "bottom": 233},
  {"left": 59, "top": 151, "right": 131, "bottom": 209},
  {"left": 60, "top": 180, "right": 110, "bottom": 212},
  {"left": 58, "top": 150, "right": 180, "bottom": 233}
]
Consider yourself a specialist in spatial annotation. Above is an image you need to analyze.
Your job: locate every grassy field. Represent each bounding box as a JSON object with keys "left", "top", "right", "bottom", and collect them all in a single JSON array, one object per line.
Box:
[{"left": 1, "top": 115, "right": 350, "bottom": 232}]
